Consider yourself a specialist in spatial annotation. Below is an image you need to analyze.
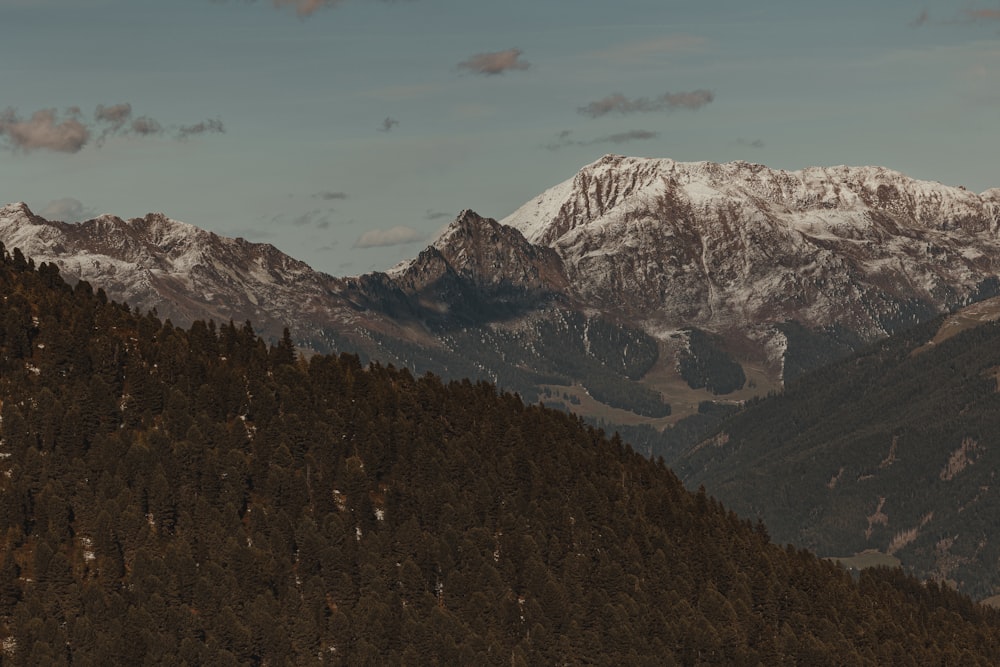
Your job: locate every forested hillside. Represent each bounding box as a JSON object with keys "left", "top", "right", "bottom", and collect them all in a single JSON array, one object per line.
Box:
[
  {"left": 679, "top": 312, "right": 1000, "bottom": 598},
  {"left": 2, "top": 246, "right": 1000, "bottom": 664}
]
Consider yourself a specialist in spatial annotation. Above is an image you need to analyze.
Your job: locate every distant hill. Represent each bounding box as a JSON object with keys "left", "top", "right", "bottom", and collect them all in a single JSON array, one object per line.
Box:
[
  {"left": 677, "top": 297, "right": 1000, "bottom": 598},
  {"left": 2, "top": 246, "right": 1000, "bottom": 663}
]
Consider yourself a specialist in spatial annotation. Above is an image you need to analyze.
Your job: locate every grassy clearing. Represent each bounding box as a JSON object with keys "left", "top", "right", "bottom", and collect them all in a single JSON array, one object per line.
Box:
[
  {"left": 913, "top": 296, "right": 1000, "bottom": 355},
  {"left": 539, "top": 340, "right": 783, "bottom": 429}
]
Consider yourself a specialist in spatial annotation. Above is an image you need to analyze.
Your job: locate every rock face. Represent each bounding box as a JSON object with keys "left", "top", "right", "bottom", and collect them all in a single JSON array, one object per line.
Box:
[
  {"left": 501, "top": 155, "right": 1000, "bottom": 372},
  {"left": 2, "top": 155, "right": 1000, "bottom": 420}
]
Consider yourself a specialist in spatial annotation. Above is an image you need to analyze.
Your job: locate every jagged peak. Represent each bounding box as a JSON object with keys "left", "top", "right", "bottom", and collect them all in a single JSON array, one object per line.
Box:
[
  {"left": 504, "top": 155, "right": 1000, "bottom": 245},
  {"left": 431, "top": 209, "right": 512, "bottom": 254},
  {"left": 0, "top": 201, "right": 35, "bottom": 217},
  {"left": 454, "top": 208, "right": 485, "bottom": 223}
]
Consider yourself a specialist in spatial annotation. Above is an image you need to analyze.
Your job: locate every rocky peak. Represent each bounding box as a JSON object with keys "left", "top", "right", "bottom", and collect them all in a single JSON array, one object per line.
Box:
[
  {"left": 0, "top": 202, "right": 35, "bottom": 218},
  {"left": 501, "top": 155, "right": 1000, "bottom": 358},
  {"left": 399, "top": 209, "right": 568, "bottom": 295},
  {"left": 508, "top": 156, "right": 1000, "bottom": 247}
]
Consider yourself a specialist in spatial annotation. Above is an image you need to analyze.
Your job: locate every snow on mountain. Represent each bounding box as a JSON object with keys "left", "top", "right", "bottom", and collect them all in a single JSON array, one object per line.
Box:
[
  {"left": 501, "top": 155, "right": 1000, "bottom": 364},
  {"left": 2, "top": 154, "right": 1000, "bottom": 421},
  {"left": 393, "top": 209, "right": 568, "bottom": 297},
  {"left": 0, "top": 202, "right": 429, "bottom": 355}
]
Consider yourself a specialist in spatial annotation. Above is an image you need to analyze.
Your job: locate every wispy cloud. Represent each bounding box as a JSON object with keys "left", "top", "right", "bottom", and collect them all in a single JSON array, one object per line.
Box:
[
  {"left": 288, "top": 209, "right": 333, "bottom": 229},
  {"left": 95, "top": 103, "right": 132, "bottom": 142},
  {"left": 0, "top": 108, "right": 89, "bottom": 153},
  {"left": 0, "top": 104, "right": 224, "bottom": 154},
  {"left": 40, "top": 197, "right": 95, "bottom": 222},
  {"left": 314, "top": 191, "right": 348, "bottom": 200},
  {"left": 424, "top": 209, "right": 452, "bottom": 221},
  {"left": 378, "top": 116, "right": 399, "bottom": 132},
  {"left": 354, "top": 225, "right": 426, "bottom": 248},
  {"left": 177, "top": 118, "right": 225, "bottom": 140},
  {"left": 130, "top": 116, "right": 164, "bottom": 136},
  {"left": 457, "top": 48, "right": 530, "bottom": 75},
  {"left": 267, "top": 208, "right": 336, "bottom": 231},
  {"left": 578, "top": 90, "right": 714, "bottom": 118},
  {"left": 544, "top": 129, "right": 659, "bottom": 151},
  {"left": 734, "top": 137, "right": 765, "bottom": 149},
  {"left": 909, "top": 9, "right": 929, "bottom": 27}
]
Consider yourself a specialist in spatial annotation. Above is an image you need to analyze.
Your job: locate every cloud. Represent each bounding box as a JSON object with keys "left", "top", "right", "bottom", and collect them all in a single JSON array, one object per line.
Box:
[
  {"left": 95, "top": 103, "right": 132, "bottom": 140},
  {"left": 910, "top": 9, "right": 929, "bottom": 27},
  {"left": 578, "top": 90, "right": 714, "bottom": 118},
  {"left": 734, "top": 137, "right": 765, "bottom": 149},
  {"left": 271, "top": 208, "right": 335, "bottom": 230},
  {"left": 130, "top": 116, "right": 164, "bottom": 136},
  {"left": 457, "top": 48, "right": 530, "bottom": 75},
  {"left": 94, "top": 103, "right": 171, "bottom": 142},
  {"left": 314, "top": 191, "right": 348, "bottom": 200},
  {"left": 424, "top": 209, "right": 452, "bottom": 221},
  {"left": 0, "top": 108, "right": 90, "bottom": 153},
  {"left": 40, "top": 197, "right": 95, "bottom": 222},
  {"left": 288, "top": 209, "right": 333, "bottom": 229},
  {"left": 177, "top": 118, "right": 225, "bottom": 139},
  {"left": 378, "top": 116, "right": 399, "bottom": 132},
  {"left": 544, "top": 129, "right": 659, "bottom": 151},
  {"left": 1, "top": 104, "right": 224, "bottom": 154},
  {"left": 354, "top": 225, "right": 427, "bottom": 248}
]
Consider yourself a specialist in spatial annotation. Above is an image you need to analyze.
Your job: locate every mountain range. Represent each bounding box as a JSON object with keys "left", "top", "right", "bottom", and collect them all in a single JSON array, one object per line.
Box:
[
  {"left": 3, "top": 249, "right": 1000, "bottom": 663},
  {"left": 3, "top": 155, "right": 999, "bottom": 427},
  {"left": 6, "top": 154, "right": 1000, "bottom": 600}
]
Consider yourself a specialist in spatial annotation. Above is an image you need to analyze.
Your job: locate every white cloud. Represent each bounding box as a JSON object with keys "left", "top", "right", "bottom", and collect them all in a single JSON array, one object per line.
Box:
[{"left": 0, "top": 108, "right": 89, "bottom": 153}]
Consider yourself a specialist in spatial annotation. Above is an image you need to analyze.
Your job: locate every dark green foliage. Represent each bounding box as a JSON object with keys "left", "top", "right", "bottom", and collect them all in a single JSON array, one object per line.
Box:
[
  {"left": 388, "top": 310, "right": 669, "bottom": 417},
  {"left": 580, "top": 315, "right": 659, "bottom": 380},
  {"left": 778, "top": 320, "right": 863, "bottom": 384},
  {"left": 677, "top": 327, "right": 746, "bottom": 394},
  {"left": 598, "top": 401, "right": 740, "bottom": 461},
  {"left": 680, "top": 313, "right": 1000, "bottom": 597},
  {"left": 0, "top": 246, "right": 999, "bottom": 663}
]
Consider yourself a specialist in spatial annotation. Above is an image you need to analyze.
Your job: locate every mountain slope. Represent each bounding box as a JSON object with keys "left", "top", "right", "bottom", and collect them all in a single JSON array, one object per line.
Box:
[
  {"left": 2, "top": 249, "right": 1000, "bottom": 664},
  {"left": 0, "top": 201, "right": 458, "bottom": 364},
  {"left": 4, "top": 155, "right": 1000, "bottom": 424},
  {"left": 676, "top": 300, "right": 1000, "bottom": 598},
  {"left": 503, "top": 155, "right": 1000, "bottom": 376}
]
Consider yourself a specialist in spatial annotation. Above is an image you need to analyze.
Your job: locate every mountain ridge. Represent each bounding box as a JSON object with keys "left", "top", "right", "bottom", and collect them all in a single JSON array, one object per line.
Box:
[{"left": 4, "top": 155, "right": 1000, "bottom": 422}]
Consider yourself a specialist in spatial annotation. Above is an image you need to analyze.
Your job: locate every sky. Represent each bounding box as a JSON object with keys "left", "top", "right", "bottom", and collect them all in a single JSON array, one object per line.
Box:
[{"left": 1, "top": 0, "right": 998, "bottom": 276}]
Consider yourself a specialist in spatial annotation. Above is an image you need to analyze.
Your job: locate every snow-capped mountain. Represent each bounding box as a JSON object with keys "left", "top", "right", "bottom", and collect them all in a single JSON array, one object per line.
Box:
[
  {"left": 502, "top": 155, "right": 1000, "bottom": 359},
  {"left": 0, "top": 202, "right": 429, "bottom": 356},
  {"left": 3, "top": 155, "right": 1000, "bottom": 422}
]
